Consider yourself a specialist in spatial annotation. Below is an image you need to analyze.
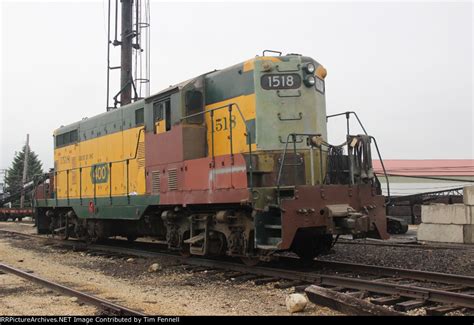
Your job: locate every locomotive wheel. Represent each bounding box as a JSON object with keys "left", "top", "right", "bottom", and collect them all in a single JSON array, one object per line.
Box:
[
  {"left": 59, "top": 215, "right": 69, "bottom": 240},
  {"left": 294, "top": 247, "right": 316, "bottom": 264},
  {"left": 180, "top": 231, "right": 191, "bottom": 257},
  {"left": 85, "top": 234, "right": 98, "bottom": 245},
  {"left": 127, "top": 235, "right": 137, "bottom": 243},
  {"left": 180, "top": 244, "right": 191, "bottom": 258},
  {"left": 293, "top": 234, "right": 333, "bottom": 264},
  {"left": 52, "top": 215, "right": 69, "bottom": 240},
  {"left": 240, "top": 256, "right": 260, "bottom": 267}
]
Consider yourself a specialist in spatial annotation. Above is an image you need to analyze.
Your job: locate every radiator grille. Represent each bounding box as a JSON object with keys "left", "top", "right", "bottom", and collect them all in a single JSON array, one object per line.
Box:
[
  {"left": 151, "top": 171, "right": 160, "bottom": 194},
  {"left": 168, "top": 168, "right": 178, "bottom": 191},
  {"left": 137, "top": 142, "right": 145, "bottom": 168}
]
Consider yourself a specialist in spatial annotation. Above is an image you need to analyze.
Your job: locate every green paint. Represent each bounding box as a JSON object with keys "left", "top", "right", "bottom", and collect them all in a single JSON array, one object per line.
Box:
[
  {"left": 253, "top": 56, "right": 328, "bottom": 152},
  {"left": 205, "top": 64, "right": 254, "bottom": 105},
  {"left": 55, "top": 100, "right": 145, "bottom": 146},
  {"left": 90, "top": 163, "right": 110, "bottom": 184},
  {"left": 34, "top": 194, "right": 160, "bottom": 220}
]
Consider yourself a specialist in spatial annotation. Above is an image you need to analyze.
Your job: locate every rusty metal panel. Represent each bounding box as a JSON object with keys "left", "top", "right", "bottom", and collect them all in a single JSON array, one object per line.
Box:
[
  {"left": 279, "top": 185, "right": 388, "bottom": 250},
  {"left": 182, "top": 125, "right": 206, "bottom": 160},
  {"left": 145, "top": 125, "right": 184, "bottom": 167},
  {"left": 147, "top": 154, "right": 249, "bottom": 205}
]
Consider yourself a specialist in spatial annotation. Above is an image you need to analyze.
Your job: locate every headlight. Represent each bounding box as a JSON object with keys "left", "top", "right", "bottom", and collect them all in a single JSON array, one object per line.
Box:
[
  {"left": 304, "top": 63, "right": 316, "bottom": 74},
  {"left": 304, "top": 75, "right": 316, "bottom": 87}
]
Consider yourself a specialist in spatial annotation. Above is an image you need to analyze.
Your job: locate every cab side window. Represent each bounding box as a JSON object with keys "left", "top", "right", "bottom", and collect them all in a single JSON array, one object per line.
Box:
[
  {"left": 153, "top": 99, "right": 171, "bottom": 132},
  {"left": 153, "top": 101, "right": 163, "bottom": 122},
  {"left": 185, "top": 90, "right": 203, "bottom": 124},
  {"left": 55, "top": 129, "right": 78, "bottom": 148},
  {"left": 135, "top": 108, "right": 144, "bottom": 126}
]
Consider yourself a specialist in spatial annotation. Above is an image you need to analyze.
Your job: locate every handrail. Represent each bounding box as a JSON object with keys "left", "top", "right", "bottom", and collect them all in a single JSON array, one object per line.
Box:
[
  {"left": 326, "top": 111, "right": 390, "bottom": 202},
  {"left": 326, "top": 111, "right": 368, "bottom": 135},
  {"left": 276, "top": 132, "right": 388, "bottom": 205},
  {"left": 276, "top": 133, "right": 321, "bottom": 204},
  {"left": 181, "top": 103, "right": 254, "bottom": 196},
  {"left": 370, "top": 136, "right": 390, "bottom": 201}
]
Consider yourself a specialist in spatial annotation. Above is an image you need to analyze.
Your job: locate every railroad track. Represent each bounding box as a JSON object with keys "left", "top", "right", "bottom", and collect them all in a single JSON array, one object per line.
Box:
[
  {"left": 336, "top": 238, "right": 474, "bottom": 250},
  {"left": 0, "top": 262, "right": 146, "bottom": 316},
  {"left": 1, "top": 229, "right": 473, "bottom": 315}
]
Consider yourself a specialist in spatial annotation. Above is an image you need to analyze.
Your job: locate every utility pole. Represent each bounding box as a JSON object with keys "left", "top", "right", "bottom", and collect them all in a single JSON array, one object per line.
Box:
[
  {"left": 0, "top": 169, "right": 6, "bottom": 200},
  {"left": 106, "top": 0, "right": 150, "bottom": 110},
  {"left": 20, "top": 134, "right": 30, "bottom": 208},
  {"left": 120, "top": 0, "right": 133, "bottom": 106}
]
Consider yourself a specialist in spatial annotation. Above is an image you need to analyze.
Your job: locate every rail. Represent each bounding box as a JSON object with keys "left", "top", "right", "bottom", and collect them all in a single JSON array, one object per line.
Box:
[
  {"left": 181, "top": 103, "right": 254, "bottom": 195},
  {"left": 276, "top": 133, "right": 323, "bottom": 203},
  {"left": 0, "top": 262, "right": 146, "bottom": 315}
]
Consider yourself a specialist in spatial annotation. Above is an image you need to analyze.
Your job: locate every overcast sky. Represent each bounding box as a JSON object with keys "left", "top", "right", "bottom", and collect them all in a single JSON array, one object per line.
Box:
[{"left": 0, "top": 0, "right": 472, "bottom": 171}]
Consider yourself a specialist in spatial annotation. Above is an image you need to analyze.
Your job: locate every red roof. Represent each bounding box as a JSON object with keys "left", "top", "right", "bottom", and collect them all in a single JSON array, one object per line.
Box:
[{"left": 372, "top": 160, "right": 474, "bottom": 176}]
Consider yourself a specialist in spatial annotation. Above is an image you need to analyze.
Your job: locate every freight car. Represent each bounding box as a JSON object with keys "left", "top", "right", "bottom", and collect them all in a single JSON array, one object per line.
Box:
[
  {"left": 35, "top": 53, "right": 388, "bottom": 263},
  {"left": 0, "top": 208, "right": 33, "bottom": 221},
  {"left": 0, "top": 179, "right": 42, "bottom": 221}
]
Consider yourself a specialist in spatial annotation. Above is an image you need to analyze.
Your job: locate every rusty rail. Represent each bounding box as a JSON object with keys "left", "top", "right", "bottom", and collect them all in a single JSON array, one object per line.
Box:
[
  {"left": 0, "top": 262, "right": 146, "bottom": 316},
  {"left": 313, "top": 260, "right": 474, "bottom": 287}
]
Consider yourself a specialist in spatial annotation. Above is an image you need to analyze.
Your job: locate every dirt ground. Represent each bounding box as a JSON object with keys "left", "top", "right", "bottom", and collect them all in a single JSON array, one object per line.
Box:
[
  {"left": 0, "top": 272, "right": 97, "bottom": 315},
  {"left": 0, "top": 222, "right": 339, "bottom": 316}
]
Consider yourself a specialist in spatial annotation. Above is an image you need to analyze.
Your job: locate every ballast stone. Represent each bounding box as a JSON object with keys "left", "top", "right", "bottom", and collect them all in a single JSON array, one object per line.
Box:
[
  {"left": 148, "top": 263, "right": 162, "bottom": 272},
  {"left": 285, "top": 293, "right": 308, "bottom": 313}
]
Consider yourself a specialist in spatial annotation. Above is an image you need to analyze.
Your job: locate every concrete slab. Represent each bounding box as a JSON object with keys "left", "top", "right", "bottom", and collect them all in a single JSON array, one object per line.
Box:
[
  {"left": 467, "top": 206, "right": 474, "bottom": 225},
  {"left": 464, "top": 186, "right": 474, "bottom": 206},
  {"left": 417, "top": 223, "right": 464, "bottom": 243},
  {"left": 421, "top": 204, "right": 471, "bottom": 225},
  {"left": 464, "top": 224, "right": 474, "bottom": 244}
]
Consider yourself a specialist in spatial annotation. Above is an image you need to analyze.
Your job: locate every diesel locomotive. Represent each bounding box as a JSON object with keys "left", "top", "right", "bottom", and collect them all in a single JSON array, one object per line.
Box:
[{"left": 34, "top": 53, "right": 388, "bottom": 263}]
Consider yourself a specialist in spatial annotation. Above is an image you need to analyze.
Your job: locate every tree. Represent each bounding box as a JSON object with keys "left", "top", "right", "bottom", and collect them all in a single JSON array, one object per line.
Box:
[{"left": 4, "top": 145, "right": 43, "bottom": 206}]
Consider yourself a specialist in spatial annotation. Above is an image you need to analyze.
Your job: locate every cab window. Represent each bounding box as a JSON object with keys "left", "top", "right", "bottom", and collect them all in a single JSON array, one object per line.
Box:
[
  {"left": 135, "top": 108, "right": 144, "bottom": 125},
  {"left": 153, "top": 99, "right": 171, "bottom": 132},
  {"left": 185, "top": 90, "right": 203, "bottom": 124},
  {"left": 55, "top": 129, "right": 78, "bottom": 148}
]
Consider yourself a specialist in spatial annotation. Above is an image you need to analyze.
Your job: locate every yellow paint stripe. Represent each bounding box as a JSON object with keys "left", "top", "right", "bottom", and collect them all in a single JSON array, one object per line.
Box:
[{"left": 243, "top": 57, "right": 282, "bottom": 72}]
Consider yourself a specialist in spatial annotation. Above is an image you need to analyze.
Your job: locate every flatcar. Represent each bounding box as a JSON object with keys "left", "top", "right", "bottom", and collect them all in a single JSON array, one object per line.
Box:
[
  {"left": 34, "top": 53, "right": 388, "bottom": 263},
  {"left": 0, "top": 208, "right": 33, "bottom": 222}
]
